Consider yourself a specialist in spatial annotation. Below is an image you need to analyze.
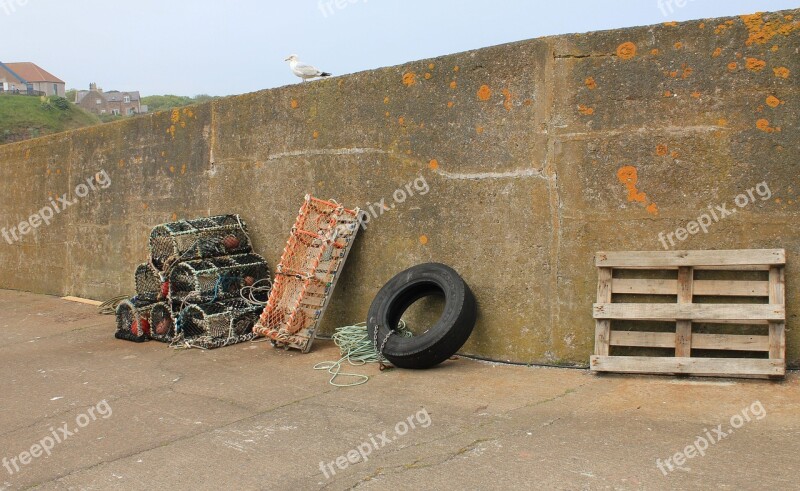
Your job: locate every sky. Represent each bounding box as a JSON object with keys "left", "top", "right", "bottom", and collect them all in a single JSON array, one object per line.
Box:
[{"left": 1, "top": 0, "right": 797, "bottom": 97}]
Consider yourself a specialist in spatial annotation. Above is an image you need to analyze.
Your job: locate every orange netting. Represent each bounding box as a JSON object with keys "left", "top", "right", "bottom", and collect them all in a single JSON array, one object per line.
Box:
[{"left": 253, "top": 195, "right": 361, "bottom": 351}]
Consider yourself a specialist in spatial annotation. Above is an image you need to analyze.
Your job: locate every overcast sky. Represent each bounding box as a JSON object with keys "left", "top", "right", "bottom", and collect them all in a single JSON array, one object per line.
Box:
[{"left": 2, "top": 0, "right": 796, "bottom": 96}]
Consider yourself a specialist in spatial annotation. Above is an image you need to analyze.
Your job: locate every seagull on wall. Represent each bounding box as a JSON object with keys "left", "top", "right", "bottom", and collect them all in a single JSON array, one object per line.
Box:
[{"left": 285, "top": 55, "right": 332, "bottom": 82}]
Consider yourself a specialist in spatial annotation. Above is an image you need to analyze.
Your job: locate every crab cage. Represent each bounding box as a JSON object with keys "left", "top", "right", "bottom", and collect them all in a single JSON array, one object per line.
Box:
[
  {"left": 149, "top": 214, "right": 253, "bottom": 271},
  {"left": 135, "top": 263, "right": 166, "bottom": 303},
  {"left": 169, "top": 253, "right": 271, "bottom": 304},
  {"left": 253, "top": 195, "right": 361, "bottom": 352},
  {"left": 115, "top": 298, "right": 166, "bottom": 342},
  {"left": 173, "top": 298, "right": 263, "bottom": 349},
  {"left": 149, "top": 302, "right": 179, "bottom": 343}
]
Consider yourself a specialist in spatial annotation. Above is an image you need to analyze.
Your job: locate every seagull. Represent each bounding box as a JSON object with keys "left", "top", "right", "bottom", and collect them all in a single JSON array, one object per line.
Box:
[{"left": 285, "top": 54, "right": 332, "bottom": 82}]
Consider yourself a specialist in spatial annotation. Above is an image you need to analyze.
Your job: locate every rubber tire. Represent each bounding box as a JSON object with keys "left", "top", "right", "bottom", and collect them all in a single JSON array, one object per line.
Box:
[{"left": 367, "top": 263, "right": 477, "bottom": 369}]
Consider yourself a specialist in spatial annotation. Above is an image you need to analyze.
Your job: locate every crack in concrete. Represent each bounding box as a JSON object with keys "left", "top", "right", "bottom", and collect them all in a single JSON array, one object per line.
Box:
[
  {"left": 266, "top": 148, "right": 388, "bottom": 161},
  {"left": 553, "top": 53, "right": 615, "bottom": 59},
  {"left": 433, "top": 168, "right": 547, "bottom": 181},
  {"left": 30, "top": 389, "right": 336, "bottom": 489},
  {"left": 328, "top": 384, "right": 586, "bottom": 489}
]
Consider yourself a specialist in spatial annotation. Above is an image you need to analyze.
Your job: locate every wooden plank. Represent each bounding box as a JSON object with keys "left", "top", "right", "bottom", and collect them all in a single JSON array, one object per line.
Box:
[
  {"left": 596, "top": 249, "right": 785, "bottom": 268},
  {"left": 692, "top": 333, "right": 770, "bottom": 351},
  {"left": 62, "top": 296, "right": 103, "bottom": 306},
  {"left": 590, "top": 356, "right": 785, "bottom": 377},
  {"left": 695, "top": 280, "right": 769, "bottom": 297},
  {"left": 675, "top": 267, "right": 693, "bottom": 357},
  {"left": 612, "top": 279, "right": 676, "bottom": 295},
  {"left": 608, "top": 331, "right": 768, "bottom": 350},
  {"left": 593, "top": 303, "right": 784, "bottom": 321},
  {"left": 610, "top": 331, "right": 675, "bottom": 348},
  {"left": 768, "top": 266, "right": 786, "bottom": 361},
  {"left": 594, "top": 267, "right": 612, "bottom": 356},
  {"left": 611, "top": 279, "right": 768, "bottom": 296}
]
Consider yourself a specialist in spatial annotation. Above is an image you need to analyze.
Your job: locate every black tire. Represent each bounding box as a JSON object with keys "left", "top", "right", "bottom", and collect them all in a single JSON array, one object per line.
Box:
[{"left": 367, "top": 263, "right": 477, "bottom": 369}]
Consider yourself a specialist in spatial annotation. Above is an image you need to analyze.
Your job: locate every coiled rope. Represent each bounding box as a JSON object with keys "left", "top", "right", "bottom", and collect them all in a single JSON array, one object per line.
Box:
[{"left": 313, "top": 321, "right": 412, "bottom": 387}]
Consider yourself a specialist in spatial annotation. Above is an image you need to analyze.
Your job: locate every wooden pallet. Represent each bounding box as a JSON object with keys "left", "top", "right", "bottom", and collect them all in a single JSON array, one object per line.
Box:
[{"left": 590, "top": 249, "right": 786, "bottom": 378}]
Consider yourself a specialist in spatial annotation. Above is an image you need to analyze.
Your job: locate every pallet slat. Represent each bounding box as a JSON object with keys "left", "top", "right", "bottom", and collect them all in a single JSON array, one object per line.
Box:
[
  {"left": 769, "top": 266, "right": 786, "bottom": 361},
  {"left": 609, "top": 331, "right": 770, "bottom": 351},
  {"left": 594, "top": 268, "right": 612, "bottom": 356},
  {"left": 590, "top": 356, "right": 785, "bottom": 377},
  {"left": 593, "top": 303, "right": 784, "bottom": 321},
  {"left": 611, "top": 279, "right": 769, "bottom": 296},
  {"left": 596, "top": 249, "right": 785, "bottom": 268}
]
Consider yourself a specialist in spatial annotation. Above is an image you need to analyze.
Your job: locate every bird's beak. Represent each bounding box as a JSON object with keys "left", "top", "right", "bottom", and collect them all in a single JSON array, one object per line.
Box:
[{"left": 284, "top": 57, "right": 291, "bottom": 62}]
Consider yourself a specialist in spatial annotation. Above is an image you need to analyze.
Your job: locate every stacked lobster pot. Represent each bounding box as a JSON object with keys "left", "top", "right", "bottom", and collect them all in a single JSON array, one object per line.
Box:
[{"left": 115, "top": 214, "right": 272, "bottom": 349}]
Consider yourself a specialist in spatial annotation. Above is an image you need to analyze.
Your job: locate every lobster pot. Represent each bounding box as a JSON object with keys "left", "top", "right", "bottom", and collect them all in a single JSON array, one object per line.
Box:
[
  {"left": 135, "top": 263, "right": 164, "bottom": 303},
  {"left": 149, "top": 214, "right": 252, "bottom": 271},
  {"left": 169, "top": 253, "right": 271, "bottom": 304},
  {"left": 254, "top": 195, "right": 361, "bottom": 352},
  {"left": 176, "top": 299, "right": 263, "bottom": 349},
  {"left": 149, "top": 302, "right": 177, "bottom": 343},
  {"left": 115, "top": 299, "right": 164, "bottom": 343}
]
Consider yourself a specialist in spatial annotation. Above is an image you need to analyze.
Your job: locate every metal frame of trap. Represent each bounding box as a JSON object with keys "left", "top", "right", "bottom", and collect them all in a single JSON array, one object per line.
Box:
[{"left": 253, "top": 195, "right": 361, "bottom": 352}]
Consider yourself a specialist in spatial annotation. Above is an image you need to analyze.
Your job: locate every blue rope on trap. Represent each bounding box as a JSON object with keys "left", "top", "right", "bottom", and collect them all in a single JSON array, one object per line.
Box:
[{"left": 211, "top": 274, "right": 242, "bottom": 303}]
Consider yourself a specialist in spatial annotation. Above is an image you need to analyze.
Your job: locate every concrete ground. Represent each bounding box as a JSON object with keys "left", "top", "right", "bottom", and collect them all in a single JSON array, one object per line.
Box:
[{"left": 0, "top": 290, "right": 798, "bottom": 491}]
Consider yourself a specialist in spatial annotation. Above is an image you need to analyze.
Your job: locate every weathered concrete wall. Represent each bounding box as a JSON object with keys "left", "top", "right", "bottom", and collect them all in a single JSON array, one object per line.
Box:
[{"left": 1, "top": 10, "right": 798, "bottom": 366}]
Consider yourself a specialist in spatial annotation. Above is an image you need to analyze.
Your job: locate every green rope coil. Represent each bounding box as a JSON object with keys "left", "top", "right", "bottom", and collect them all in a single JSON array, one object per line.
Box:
[{"left": 314, "top": 321, "right": 412, "bottom": 387}]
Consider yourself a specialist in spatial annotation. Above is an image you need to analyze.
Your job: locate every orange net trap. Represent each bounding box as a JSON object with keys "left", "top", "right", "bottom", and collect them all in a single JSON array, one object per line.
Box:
[{"left": 253, "top": 195, "right": 362, "bottom": 352}]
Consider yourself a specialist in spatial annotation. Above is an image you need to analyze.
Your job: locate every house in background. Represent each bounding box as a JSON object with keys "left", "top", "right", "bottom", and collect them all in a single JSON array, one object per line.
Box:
[
  {"left": 0, "top": 61, "right": 66, "bottom": 96},
  {"left": 75, "top": 83, "right": 146, "bottom": 116}
]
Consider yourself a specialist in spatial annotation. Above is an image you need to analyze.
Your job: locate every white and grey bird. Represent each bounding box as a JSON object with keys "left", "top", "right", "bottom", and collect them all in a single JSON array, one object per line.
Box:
[{"left": 284, "top": 54, "right": 332, "bottom": 82}]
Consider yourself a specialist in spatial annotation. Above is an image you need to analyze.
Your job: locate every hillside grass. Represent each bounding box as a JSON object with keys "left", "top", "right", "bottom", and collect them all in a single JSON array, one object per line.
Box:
[{"left": 0, "top": 94, "right": 101, "bottom": 144}]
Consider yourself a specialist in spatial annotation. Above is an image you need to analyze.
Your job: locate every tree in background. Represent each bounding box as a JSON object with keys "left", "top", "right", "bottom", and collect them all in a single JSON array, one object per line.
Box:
[{"left": 141, "top": 94, "right": 221, "bottom": 112}]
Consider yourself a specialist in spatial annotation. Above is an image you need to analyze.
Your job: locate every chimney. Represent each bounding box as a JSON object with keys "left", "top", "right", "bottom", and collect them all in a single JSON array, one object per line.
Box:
[{"left": 89, "top": 82, "right": 97, "bottom": 91}]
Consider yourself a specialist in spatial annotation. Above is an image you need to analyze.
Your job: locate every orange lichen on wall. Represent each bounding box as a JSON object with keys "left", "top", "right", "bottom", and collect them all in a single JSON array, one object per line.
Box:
[
  {"left": 476, "top": 126, "right": 484, "bottom": 135},
  {"left": 449, "top": 81, "right": 457, "bottom": 89},
  {"left": 674, "top": 42, "right": 683, "bottom": 49},
  {"left": 756, "top": 118, "right": 780, "bottom": 133},
  {"left": 616, "top": 42, "right": 637, "bottom": 60},
  {"left": 585, "top": 77, "right": 597, "bottom": 90},
  {"left": 656, "top": 144, "right": 668, "bottom": 156},
  {"left": 419, "top": 235, "right": 429, "bottom": 245},
  {"left": 651, "top": 49, "right": 660, "bottom": 56},
  {"left": 402, "top": 72, "right": 416, "bottom": 87},
  {"left": 578, "top": 104, "right": 594, "bottom": 115},
  {"left": 727, "top": 62, "right": 738, "bottom": 72},
  {"left": 741, "top": 12, "right": 799, "bottom": 46},
  {"left": 745, "top": 58, "right": 766, "bottom": 71},
  {"left": 290, "top": 99, "right": 299, "bottom": 109},
  {"left": 429, "top": 159, "right": 439, "bottom": 170},
  {"left": 712, "top": 47, "right": 722, "bottom": 57},
  {"left": 424, "top": 73, "right": 432, "bottom": 80},
  {"left": 766, "top": 95, "right": 782, "bottom": 107},
  {"left": 477, "top": 85, "right": 492, "bottom": 101},
  {"left": 773, "top": 67, "right": 790, "bottom": 78},
  {"left": 617, "top": 166, "right": 659, "bottom": 215},
  {"left": 501, "top": 89, "right": 513, "bottom": 111}
]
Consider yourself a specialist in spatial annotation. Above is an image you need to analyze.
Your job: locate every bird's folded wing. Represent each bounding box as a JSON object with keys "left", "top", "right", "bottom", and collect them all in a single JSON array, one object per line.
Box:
[{"left": 294, "top": 63, "right": 322, "bottom": 76}]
